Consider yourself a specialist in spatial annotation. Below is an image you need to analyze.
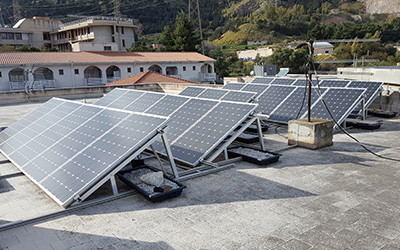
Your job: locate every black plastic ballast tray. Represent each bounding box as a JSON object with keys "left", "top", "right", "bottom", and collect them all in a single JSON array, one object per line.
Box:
[
  {"left": 117, "top": 166, "right": 186, "bottom": 202},
  {"left": 235, "top": 133, "right": 260, "bottom": 144},
  {"left": 245, "top": 124, "right": 269, "bottom": 133},
  {"left": 228, "top": 146, "right": 281, "bottom": 166}
]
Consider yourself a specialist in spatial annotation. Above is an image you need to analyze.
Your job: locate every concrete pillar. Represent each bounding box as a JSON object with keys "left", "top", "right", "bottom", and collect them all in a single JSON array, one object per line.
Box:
[{"left": 288, "top": 118, "right": 334, "bottom": 149}]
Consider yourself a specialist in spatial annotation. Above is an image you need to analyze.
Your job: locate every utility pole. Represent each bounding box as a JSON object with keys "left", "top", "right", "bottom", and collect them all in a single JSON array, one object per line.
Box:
[
  {"left": 12, "top": 0, "right": 22, "bottom": 25},
  {"left": 113, "top": 0, "right": 121, "bottom": 18},
  {"left": 0, "top": 8, "right": 5, "bottom": 27},
  {"left": 188, "top": 0, "right": 204, "bottom": 54}
]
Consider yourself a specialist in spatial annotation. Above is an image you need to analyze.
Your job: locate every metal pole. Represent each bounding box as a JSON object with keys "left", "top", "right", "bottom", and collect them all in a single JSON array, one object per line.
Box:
[{"left": 308, "top": 40, "right": 314, "bottom": 122}]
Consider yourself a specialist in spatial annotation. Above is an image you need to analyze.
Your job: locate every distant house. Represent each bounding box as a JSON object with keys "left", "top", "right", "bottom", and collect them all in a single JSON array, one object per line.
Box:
[
  {"left": 0, "top": 16, "right": 139, "bottom": 52},
  {"left": 0, "top": 51, "right": 216, "bottom": 91},
  {"left": 106, "top": 70, "right": 199, "bottom": 86},
  {"left": 247, "top": 40, "right": 268, "bottom": 46},
  {"left": 314, "top": 42, "right": 334, "bottom": 55},
  {"left": 237, "top": 47, "right": 275, "bottom": 60}
]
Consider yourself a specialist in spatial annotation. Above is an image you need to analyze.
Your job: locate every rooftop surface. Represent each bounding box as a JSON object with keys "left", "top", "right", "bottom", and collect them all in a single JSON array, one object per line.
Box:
[{"left": 1, "top": 100, "right": 400, "bottom": 250}]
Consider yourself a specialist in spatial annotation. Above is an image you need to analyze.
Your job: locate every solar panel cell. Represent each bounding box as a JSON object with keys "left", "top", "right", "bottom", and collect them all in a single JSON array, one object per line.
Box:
[
  {"left": 270, "top": 78, "right": 295, "bottom": 85},
  {"left": 222, "top": 83, "right": 246, "bottom": 90},
  {"left": 179, "top": 86, "right": 205, "bottom": 97}
]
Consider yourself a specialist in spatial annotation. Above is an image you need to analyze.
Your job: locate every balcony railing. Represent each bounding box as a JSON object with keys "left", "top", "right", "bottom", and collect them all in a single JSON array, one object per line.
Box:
[
  {"left": 57, "top": 16, "right": 137, "bottom": 29},
  {"left": 9, "top": 80, "right": 56, "bottom": 91},
  {"left": 86, "top": 77, "right": 105, "bottom": 86},
  {"left": 199, "top": 73, "right": 217, "bottom": 82}
]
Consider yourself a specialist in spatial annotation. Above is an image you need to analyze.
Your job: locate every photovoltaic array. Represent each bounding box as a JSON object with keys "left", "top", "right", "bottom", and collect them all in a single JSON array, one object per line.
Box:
[
  {"left": 222, "top": 80, "right": 368, "bottom": 126},
  {"left": 95, "top": 89, "right": 258, "bottom": 166},
  {"left": 179, "top": 86, "right": 257, "bottom": 103},
  {"left": 251, "top": 77, "right": 383, "bottom": 112},
  {"left": 0, "top": 98, "right": 169, "bottom": 207}
]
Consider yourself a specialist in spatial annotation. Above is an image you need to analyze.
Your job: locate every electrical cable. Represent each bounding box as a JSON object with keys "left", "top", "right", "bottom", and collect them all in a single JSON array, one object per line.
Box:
[{"left": 305, "top": 52, "right": 400, "bottom": 162}]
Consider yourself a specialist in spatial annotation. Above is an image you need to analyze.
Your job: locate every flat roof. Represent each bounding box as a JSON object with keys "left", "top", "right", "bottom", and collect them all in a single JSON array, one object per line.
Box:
[{"left": 1, "top": 100, "right": 400, "bottom": 249}]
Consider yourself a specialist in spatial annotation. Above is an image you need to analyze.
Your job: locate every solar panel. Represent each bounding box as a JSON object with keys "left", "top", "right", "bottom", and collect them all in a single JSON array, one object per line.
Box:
[
  {"left": 124, "top": 92, "right": 164, "bottom": 112},
  {"left": 270, "top": 78, "right": 296, "bottom": 85},
  {"left": 268, "top": 87, "right": 327, "bottom": 123},
  {"left": 321, "top": 80, "right": 350, "bottom": 88},
  {"left": 0, "top": 98, "right": 63, "bottom": 144},
  {"left": 292, "top": 79, "right": 319, "bottom": 87},
  {"left": 197, "top": 88, "right": 228, "bottom": 100},
  {"left": 223, "top": 83, "right": 246, "bottom": 90},
  {"left": 241, "top": 84, "right": 270, "bottom": 98},
  {"left": 251, "top": 77, "right": 274, "bottom": 84},
  {"left": 347, "top": 81, "right": 383, "bottom": 109},
  {"left": 0, "top": 98, "right": 169, "bottom": 207},
  {"left": 178, "top": 86, "right": 206, "bottom": 97},
  {"left": 95, "top": 88, "right": 257, "bottom": 167},
  {"left": 179, "top": 86, "right": 256, "bottom": 103},
  {"left": 256, "top": 85, "right": 296, "bottom": 114},
  {"left": 145, "top": 95, "right": 190, "bottom": 116},
  {"left": 221, "top": 91, "right": 256, "bottom": 102},
  {"left": 170, "top": 102, "right": 257, "bottom": 166},
  {"left": 308, "top": 88, "right": 366, "bottom": 125}
]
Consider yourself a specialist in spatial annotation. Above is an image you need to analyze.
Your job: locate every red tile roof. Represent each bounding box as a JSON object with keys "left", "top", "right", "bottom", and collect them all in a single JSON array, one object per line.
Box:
[
  {"left": 106, "top": 71, "right": 199, "bottom": 86},
  {"left": 0, "top": 51, "right": 215, "bottom": 65}
]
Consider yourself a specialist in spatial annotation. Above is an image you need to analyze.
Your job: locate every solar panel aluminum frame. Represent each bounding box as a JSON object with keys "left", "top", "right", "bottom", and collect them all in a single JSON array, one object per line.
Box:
[
  {"left": 299, "top": 87, "right": 367, "bottom": 129},
  {"left": 62, "top": 109, "right": 171, "bottom": 208},
  {"left": 74, "top": 130, "right": 175, "bottom": 207},
  {"left": 349, "top": 81, "right": 384, "bottom": 114},
  {"left": 187, "top": 100, "right": 258, "bottom": 167},
  {"left": 0, "top": 99, "right": 173, "bottom": 208}
]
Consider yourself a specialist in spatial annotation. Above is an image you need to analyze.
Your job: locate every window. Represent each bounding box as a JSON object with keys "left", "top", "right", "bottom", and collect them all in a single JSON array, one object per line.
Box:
[
  {"left": 104, "top": 46, "right": 112, "bottom": 51},
  {"left": 43, "top": 32, "right": 50, "bottom": 40},
  {"left": 122, "top": 39, "right": 125, "bottom": 47},
  {"left": 74, "top": 69, "right": 79, "bottom": 75},
  {"left": 0, "top": 33, "right": 6, "bottom": 39},
  {"left": 7, "top": 33, "right": 14, "bottom": 39},
  {"left": 127, "top": 67, "right": 131, "bottom": 73},
  {"left": 0, "top": 71, "right": 2, "bottom": 77},
  {"left": 15, "top": 33, "right": 22, "bottom": 40},
  {"left": 121, "top": 27, "right": 124, "bottom": 34},
  {"left": 59, "top": 69, "right": 64, "bottom": 75},
  {"left": 325, "top": 51, "right": 329, "bottom": 54},
  {"left": 193, "top": 66, "right": 196, "bottom": 71},
  {"left": 140, "top": 67, "right": 144, "bottom": 72},
  {"left": 183, "top": 66, "right": 186, "bottom": 71}
]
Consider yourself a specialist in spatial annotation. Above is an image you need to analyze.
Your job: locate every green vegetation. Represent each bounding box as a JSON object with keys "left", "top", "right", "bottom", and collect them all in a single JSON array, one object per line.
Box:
[{"left": 160, "top": 12, "right": 201, "bottom": 52}]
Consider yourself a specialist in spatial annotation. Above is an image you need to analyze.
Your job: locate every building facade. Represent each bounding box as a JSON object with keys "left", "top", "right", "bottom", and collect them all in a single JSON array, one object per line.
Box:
[
  {"left": 0, "top": 16, "right": 138, "bottom": 52},
  {"left": 0, "top": 51, "right": 216, "bottom": 91}
]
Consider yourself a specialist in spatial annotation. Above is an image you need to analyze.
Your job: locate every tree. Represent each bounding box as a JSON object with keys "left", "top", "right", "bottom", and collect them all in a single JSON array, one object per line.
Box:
[
  {"left": 160, "top": 11, "right": 201, "bottom": 52},
  {"left": 160, "top": 26, "right": 175, "bottom": 51}
]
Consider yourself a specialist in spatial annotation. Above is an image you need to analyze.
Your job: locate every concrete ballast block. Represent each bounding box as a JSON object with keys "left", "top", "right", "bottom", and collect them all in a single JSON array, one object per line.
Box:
[{"left": 288, "top": 118, "right": 333, "bottom": 149}]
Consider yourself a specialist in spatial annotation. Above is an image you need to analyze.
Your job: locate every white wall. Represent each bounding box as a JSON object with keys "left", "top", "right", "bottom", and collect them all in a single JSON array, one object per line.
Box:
[
  {"left": 338, "top": 67, "right": 400, "bottom": 85},
  {"left": 0, "top": 60, "right": 215, "bottom": 91}
]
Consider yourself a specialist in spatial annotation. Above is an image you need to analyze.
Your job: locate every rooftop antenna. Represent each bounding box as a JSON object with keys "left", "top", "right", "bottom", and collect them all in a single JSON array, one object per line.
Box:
[
  {"left": 12, "top": 0, "right": 22, "bottom": 25},
  {"left": 188, "top": 0, "right": 204, "bottom": 54}
]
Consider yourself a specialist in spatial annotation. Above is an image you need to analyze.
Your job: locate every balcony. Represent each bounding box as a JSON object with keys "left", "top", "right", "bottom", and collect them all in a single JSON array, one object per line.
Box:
[
  {"left": 199, "top": 73, "right": 217, "bottom": 82},
  {"left": 86, "top": 77, "right": 105, "bottom": 86}
]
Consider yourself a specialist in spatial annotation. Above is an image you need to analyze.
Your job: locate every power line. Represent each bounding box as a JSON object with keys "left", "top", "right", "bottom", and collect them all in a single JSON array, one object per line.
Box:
[{"left": 188, "top": 0, "right": 204, "bottom": 54}]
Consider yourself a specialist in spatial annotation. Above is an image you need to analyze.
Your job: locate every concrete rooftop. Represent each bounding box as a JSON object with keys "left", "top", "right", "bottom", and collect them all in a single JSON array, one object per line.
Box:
[{"left": 1, "top": 100, "right": 400, "bottom": 250}]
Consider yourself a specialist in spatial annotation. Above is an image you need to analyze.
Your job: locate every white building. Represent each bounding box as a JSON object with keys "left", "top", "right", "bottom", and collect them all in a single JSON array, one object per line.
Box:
[
  {"left": 338, "top": 66, "right": 400, "bottom": 86},
  {"left": 0, "top": 51, "right": 216, "bottom": 91},
  {"left": 0, "top": 16, "right": 139, "bottom": 52},
  {"left": 237, "top": 47, "right": 275, "bottom": 60},
  {"left": 314, "top": 42, "right": 334, "bottom": 55}
]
